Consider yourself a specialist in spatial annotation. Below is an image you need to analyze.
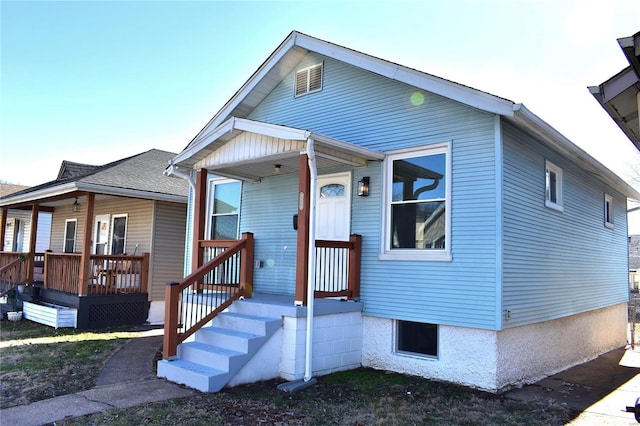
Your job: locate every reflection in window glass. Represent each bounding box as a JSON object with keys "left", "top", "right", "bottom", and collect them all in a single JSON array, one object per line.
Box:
[
  {"left": 210, "top": 181, "right": 241, "bottom": 240},
  {"left": 320, "top": 184, "right": 345, "bottom": 198},
  {"left": 390, "top": 153, "right": 446, "bottom": 249},
  {"left": 111, "top": 216, "right": 127, "bottom": 255}
]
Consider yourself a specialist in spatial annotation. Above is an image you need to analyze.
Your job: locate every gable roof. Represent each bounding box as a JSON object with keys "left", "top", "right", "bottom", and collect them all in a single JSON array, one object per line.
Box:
[
  {"left": 589, "top": 31, "right": 640, "bottom": 150},
  {"left": 1, "top": 149, "right": 188, "bottom": 208},
  {"left": 56, "top": 161, "right": 100, "bottom": 180},
  {"left": 173, "top": 31, "right": 640, "bottom": 200}
]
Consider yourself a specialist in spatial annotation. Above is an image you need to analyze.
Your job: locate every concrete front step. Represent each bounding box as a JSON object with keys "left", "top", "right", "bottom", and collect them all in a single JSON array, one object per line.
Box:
[
  {"left": 157, "top": 358, "right": 230, "bottom": 392},
  {"left": 196, "top": 326, "right": 263, "bottom": 353},
  {"left": 158, "top": 311, "right": 282, "bottom": 393},
  {"left": 178, "top": 341, "right": 245, "bottom": 371}
]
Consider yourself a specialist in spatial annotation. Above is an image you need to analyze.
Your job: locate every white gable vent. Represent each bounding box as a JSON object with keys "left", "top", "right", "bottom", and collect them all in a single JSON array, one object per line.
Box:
[{"left": 295, "top": 63, "right": 323, "bottom": 97}]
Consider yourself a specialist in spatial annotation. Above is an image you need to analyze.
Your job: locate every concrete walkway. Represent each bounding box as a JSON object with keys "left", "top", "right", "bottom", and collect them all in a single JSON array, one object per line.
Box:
[
  {"left": 505, "top": 347, "right": 640, "bottom": 425},
  {"left": 0, "top": 328, "right": 196, "bottom": 426}
]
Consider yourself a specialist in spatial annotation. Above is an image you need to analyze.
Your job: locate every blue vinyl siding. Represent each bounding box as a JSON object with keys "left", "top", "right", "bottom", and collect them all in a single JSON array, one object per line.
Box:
[
  {"left": 240, "top": 174, "right": 299, "bottom": 295},
  {"left": 247, "top": 53, "right": 500, "bottom": 329},
  {"left": 502, "top": 121, "right": 628, "bottom": 328}
]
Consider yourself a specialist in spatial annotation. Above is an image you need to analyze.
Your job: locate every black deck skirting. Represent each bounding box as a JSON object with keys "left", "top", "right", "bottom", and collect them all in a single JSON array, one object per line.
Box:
[{"left": 33, "top": 287, "right": 149, "bottom": 329}]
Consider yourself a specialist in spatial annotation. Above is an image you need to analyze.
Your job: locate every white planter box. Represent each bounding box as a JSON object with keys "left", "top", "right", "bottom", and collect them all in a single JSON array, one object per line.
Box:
[{"left": 23, "top": 301, "right": 77, "bottom": 329}]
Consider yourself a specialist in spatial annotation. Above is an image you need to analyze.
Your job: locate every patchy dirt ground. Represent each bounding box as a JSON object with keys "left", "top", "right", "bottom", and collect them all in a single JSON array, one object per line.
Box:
[{"left": 1, "top": 321, "right": 576, "bottom": 425}]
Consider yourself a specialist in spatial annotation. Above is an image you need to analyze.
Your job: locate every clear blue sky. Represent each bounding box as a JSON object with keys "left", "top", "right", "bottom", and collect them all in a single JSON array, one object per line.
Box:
[{"left": 1, "top": 0, "right": 639, "bottom": 187}]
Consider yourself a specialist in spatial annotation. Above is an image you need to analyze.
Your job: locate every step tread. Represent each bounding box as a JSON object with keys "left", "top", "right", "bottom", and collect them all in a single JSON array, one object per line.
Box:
[
  {"left": 182, "top": 341, "right": 245, "bottom": 357},
  {"left": 200, "top": 326, "right": 262, "bottom": 340},
  {"left": 160, "top": 358, "right": 227, "bottom": 377},
  {"left": 221, "top": 312, "right": 281, "bottom": 323}
]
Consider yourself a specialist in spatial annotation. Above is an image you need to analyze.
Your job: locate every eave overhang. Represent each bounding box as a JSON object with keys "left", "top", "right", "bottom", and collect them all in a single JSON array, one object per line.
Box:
[
  {"left": 508, "top": 104, "right": 640, "bottom": 200},
  {"left": 0, "top": 182, "right": 187, "bottom": 210},
  {"left": 588, "top": 31, "right": 640, "bottom": 150},
  {"left": 169, "top": 117, "right": 384, "bottom": 182}
]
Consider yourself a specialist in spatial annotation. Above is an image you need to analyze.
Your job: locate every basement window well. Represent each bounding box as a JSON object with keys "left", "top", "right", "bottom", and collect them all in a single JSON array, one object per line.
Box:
[{"left": 396, "top": 320, "right": 438, "bottom": 357}]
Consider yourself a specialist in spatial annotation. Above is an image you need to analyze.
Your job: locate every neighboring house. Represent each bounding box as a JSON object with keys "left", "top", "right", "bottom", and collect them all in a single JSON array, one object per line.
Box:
[
  {"left": 0, "top": 183, "right": 52, "bottom": 253},
  {"left": 0, "top": 149, "right": 188, "bottom": 328},
  {"left": 630, "top": 235, "right": 640, "bottom": 291},
  {"left": 589, "top": 30, "right": 640, "bottom": 150},
  {"left": 157, "top": 31, "right": 640, "bottom": 393}
]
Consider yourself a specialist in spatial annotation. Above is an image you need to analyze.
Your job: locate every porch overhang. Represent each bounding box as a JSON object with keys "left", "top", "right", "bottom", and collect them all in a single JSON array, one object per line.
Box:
[{"left": 169, "top": 117, "right": 384, "bottom": 181}]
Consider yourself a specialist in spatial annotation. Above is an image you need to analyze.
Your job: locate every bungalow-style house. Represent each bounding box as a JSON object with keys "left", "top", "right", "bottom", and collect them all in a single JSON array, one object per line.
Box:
[
  {"left": 0, "top": 184, "right": 52, "bottom": 254},
  {"left": 0, "top": 149, "right": 188, "bottom": 328},
  {"left": 157, "top": 31, "right": 640, "bottom": 393}
]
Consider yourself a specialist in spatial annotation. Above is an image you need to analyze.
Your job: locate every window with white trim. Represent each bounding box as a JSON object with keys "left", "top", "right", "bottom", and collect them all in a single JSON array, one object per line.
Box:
[
  {"left": 396, "top": 320, "right": 438, "bottom": 358},
  {"left": 545, "top": 160, "right": 563, "bottom": 212},
  {"left": 294, "top": 63, "right": 323, "bottom": 97},
  {"left": 604, "top": 193, "right": 614, "bottom": 229},
  {"left": 63, "top": 219, "right": 77, "bottom": 253},
  {"left": 382, "top": 143, "right": 451, "bottom": 261},
  {"left": 110, "top": 214, "right": 128, "bottom": 255},
  {"left": 208, "top": 179, "right": 241, "bottom": 240}
]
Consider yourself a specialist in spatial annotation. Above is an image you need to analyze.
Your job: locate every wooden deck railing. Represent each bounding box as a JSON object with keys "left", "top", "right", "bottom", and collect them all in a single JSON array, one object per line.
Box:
[
  {"left": 88, "top": 254, "right": 150, "bottom": 295},
  {"left": 314, "top": 234, "right": 361, "bottom": 299},
  {"left": 43, "top": 252, "right": 150, "bottom": 295},
  {"left": 44, "top": 253, "right": 81, "bottom": 293},
  {"left": 163, "top": 232, "right": 254, "bottom": 360},
  {"left": 0, "top": 252, "right": 31, "bottom": 295}
]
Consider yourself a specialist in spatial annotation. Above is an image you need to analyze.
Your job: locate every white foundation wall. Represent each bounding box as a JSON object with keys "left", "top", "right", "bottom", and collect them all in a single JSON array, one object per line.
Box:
[
  {"left": 362, "top": 304, "right": 628, "bottom": 392},
  {"left": 495, "top": 303, "right": 627, "bottom": 390},
  {"left": 280, "top": 311, "right": 363, "bottom": 381},
  {"left": 361, "top": 316, "right": 499, "bottom": 391},
  {"left": 147, "top": 301, "right": 164, "bottom": 325}
]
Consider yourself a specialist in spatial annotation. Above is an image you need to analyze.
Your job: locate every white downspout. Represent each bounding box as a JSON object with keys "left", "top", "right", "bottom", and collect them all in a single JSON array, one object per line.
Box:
[
  {"left": 163, "top": 163, "right": 196, "bottom": 193},
  {"left": 304, "top": 138, "right": 318, "bottom": 383}
]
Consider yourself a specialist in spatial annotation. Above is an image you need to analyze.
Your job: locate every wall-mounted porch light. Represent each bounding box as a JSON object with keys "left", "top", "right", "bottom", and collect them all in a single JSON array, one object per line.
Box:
[
  {"left": 72, "top": 198, "right": 80, "bottom": 212},
  {"left": 357, "top": 177, "right": 370, "bottom": 197}
]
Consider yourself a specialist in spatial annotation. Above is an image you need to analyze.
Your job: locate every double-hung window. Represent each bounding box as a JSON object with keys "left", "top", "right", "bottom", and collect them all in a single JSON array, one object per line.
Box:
[
  {"left": 208, "top": 179, "right": 241, "bottom": 240},
  {"left": 382, "top": 143, "right": 451, "bottom": 261},
  {"left": 63, "top": 219, "right": 77, "bottom": 253}
]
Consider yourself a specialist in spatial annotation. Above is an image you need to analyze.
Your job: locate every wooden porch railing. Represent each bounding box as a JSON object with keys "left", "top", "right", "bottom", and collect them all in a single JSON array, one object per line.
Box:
[
  {"left": 88, "top": 254, "right": 150, "bottom": 295},
  {"left": 0, "top": 252, "right": 32, "bottom": 296},
  {"left": 314, "top": 234, "right": 362, "bottom": 299},
  {"left": 43, "top": 252, "right": 150, "bottom": 295},
  {"left": 163, "top": 232, "right": 254, "bottom": 360}
]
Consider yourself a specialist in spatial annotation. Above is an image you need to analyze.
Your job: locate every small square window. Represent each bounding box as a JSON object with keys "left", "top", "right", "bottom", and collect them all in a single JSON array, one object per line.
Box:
[
  {"left": 396, "top": 320, "right": 438, "bottom": 357},
  {"left": 294, "top": 63, "right": 323, "bottom": 97},
  {"left": 604, "top": 193, "right": 614, "bottom": 229},
  {"left": 545, "top": 160, "right": 563, "bottom": 212}
]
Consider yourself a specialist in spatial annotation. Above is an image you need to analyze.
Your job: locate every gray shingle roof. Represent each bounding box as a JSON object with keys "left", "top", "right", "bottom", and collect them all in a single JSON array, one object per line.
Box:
[{"left": 1, "top": 149, "right": 188, "bottom": 203}]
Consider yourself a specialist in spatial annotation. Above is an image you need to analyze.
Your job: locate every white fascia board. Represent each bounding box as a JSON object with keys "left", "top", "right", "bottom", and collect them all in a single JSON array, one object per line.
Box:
[
  {"left": 171, "top": 118, "right": 236, "bottom": 166},
  {"left": 74, "top": 183, "right": 187, "bottom": 204},
  {"left": 234, "top": 118, "right": 310, "bottom": 140},
  {"left": 0, "top": 183, "right": 79, "bottom": 207},
  {"left": 189, "top": 34, "right": 299, "bottom": 144},
  {"left": 310, "top": 132, "right": 385, "bottom": 161},
  {"left": 294, "top": 33, "right": 515, "bottom": 117},
  {"left": 511, "top": 104, "right": 640, "bottom": 200}
]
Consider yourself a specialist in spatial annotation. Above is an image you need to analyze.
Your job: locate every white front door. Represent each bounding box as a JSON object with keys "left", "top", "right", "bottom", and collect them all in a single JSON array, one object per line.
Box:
[
  {"left": 315, "top": 172, "right": 351, "bottom": 241},
  {"left": 93, "top": 214, "right": 110, "bottom": 255},
  {"left": 314, "top": 172, "right": 351, "bottom": 293}
]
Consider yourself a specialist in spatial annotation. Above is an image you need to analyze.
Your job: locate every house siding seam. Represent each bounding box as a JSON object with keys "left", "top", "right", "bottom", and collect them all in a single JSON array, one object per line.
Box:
[
  {"left": 501, "top": 121, "right": 628, "bottom": 328},
  {"left": 245, "top": 53, "right": 500, "bottom": 330}
]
